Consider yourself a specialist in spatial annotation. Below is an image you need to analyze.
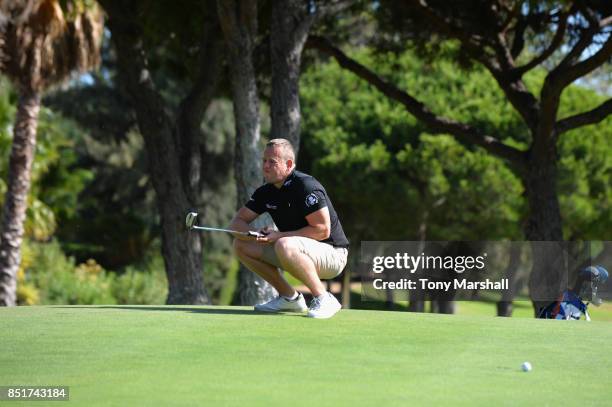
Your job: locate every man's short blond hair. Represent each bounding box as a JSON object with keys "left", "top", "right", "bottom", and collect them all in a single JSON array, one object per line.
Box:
[{"left": 266, "top": 138, "right": 295, "bottom": 162}]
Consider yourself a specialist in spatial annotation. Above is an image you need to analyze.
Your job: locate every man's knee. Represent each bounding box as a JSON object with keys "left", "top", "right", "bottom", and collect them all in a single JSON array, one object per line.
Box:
[{"left": 274, "top": 237, "right": 302, "bottom": 259}]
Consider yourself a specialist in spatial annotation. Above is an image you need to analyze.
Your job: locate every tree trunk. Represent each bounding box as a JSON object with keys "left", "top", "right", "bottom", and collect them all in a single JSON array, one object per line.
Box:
[
  {"left": 408, "top": 186, "right": 430, "bottom": 312},
  {"left": 496, "top": 242, "right": 522, "bottom": 317},
  {"left": 218, "top": 0, "right": 276, "bottom": 305},
  {"left": 0, "top": 91, "right": 40, "bottom": 306},
  {"left": 270, "top": 0, "right": 315, "bottom": 154},
  {"left": 130, "top": 87, "right": 208, "bottom": 306},
  {"left": 431, "top": 300, "right": 456, "bottom": 314},
  {"left": 524, "top": 153, "right": 565, "bottom": 316},
  {"left": 103, "top": 0, "right": 209, "bottom": 304}
]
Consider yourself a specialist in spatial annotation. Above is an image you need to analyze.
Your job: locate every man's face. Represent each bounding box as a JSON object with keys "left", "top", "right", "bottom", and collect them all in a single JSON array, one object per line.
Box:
[{"left": 262, "top": 146, "right": 292, "bottom": 185}]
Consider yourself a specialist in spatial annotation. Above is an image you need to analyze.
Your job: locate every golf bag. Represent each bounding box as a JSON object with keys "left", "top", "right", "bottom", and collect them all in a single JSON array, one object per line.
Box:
[{"left": 538, "top": 265, "right": 609, "bottom": 321}]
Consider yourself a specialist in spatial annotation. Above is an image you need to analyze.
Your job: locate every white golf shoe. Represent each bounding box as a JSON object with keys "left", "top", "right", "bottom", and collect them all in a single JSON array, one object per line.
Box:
[
  {"left": 307, "top": 292, "right": 341, "bottom": 319},
  {"left": 254, "top": 293, "right": 308, "bottom": 313}
]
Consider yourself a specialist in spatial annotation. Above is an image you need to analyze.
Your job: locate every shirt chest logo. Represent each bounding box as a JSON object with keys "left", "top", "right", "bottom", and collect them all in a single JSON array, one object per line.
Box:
[{"left": 266, "top": 203, "right": 277, "bottom": 210}]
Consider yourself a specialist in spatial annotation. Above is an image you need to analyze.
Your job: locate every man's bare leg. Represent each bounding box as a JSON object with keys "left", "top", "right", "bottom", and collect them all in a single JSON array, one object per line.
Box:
[
  {"left": 233, "top": 239, "right": 295, "bottom": 297},
  {"left": 274, "top": 237, "right": 326, "bottom": 297}
]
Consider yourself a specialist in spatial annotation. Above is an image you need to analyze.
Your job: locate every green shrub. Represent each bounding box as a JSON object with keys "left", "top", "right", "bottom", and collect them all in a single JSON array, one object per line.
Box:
[
  {"left": 112, "top": 256, "right": 167, "bottom": 305},
  {"left": 17, "top": 240, "right": 41, "bottom": 305},
  {"left": 17, "top": 282, "right": 40, "bottom": 305},
  {"left": 216, "top": 256, "right": 239, "bottom": 306},
  {"left": 26, "top": 240, "right": 116, "bottom": 305}
]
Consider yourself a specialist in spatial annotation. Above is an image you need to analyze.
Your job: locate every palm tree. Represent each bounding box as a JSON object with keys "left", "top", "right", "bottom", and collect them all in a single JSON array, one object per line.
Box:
[{"left": 0, "top": 0, "right": 103, "bottom": 306}]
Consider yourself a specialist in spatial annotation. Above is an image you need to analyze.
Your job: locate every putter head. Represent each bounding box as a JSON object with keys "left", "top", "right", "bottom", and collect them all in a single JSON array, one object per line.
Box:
[{"left": 185, "top": 212, "right": 198, "bottom": 229}]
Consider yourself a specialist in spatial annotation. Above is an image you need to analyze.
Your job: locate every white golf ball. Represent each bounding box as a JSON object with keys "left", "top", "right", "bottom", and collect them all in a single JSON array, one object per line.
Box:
[{"left": 521, "top": 362, "right": 532, "bottom": 372}]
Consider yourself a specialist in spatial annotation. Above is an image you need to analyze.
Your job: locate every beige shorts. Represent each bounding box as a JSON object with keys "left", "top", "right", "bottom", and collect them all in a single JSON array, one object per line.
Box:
[{"left": 262, "top": 237, "right": 348, "bottom": 280}]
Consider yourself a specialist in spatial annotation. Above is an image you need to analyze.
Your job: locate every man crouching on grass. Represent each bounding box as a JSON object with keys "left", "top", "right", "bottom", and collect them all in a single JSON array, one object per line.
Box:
[{"left": 229, "top": 138, "right": 349, "bottom": 319}]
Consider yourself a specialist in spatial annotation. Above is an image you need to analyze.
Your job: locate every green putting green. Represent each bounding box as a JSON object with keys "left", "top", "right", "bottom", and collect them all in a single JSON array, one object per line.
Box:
[{"left": 1, "top": 306, "right": 611, "bottom": 406}]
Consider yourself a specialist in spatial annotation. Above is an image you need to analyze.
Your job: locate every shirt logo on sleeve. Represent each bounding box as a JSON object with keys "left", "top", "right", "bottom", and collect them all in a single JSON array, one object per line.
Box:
[{"left": 305, "top": 193, "right": 319, "bottom": 207}]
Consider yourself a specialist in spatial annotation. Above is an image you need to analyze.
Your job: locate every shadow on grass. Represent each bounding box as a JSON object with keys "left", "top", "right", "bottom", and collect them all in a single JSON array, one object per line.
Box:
[{"left": 51, "top": 305, "right": 305, "bottom": 317}]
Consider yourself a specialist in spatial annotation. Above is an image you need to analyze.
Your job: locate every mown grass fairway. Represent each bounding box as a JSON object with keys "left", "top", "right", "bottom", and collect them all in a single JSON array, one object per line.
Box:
[{"left": 1, "top": 306, "right": 611, "bottom": 406}]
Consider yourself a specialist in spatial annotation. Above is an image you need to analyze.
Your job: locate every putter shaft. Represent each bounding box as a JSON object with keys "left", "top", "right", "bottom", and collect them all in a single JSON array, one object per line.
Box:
[
  {"left": 185, "top": 211, "right": 263, "bottom": 237},
  {"left": 191, "top": 225, "right": 263, "bottom": 238}
]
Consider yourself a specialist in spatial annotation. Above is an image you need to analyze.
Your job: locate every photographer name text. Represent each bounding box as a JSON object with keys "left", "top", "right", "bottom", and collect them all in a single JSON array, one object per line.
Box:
[{"left": 372, "top": 278, "right": 509, "bottom": 291}]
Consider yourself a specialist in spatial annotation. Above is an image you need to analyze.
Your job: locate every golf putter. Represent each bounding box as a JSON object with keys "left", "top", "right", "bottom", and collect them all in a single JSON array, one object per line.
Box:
[{"left": 185, "top": 212, "right": 264, "bottom": 238}]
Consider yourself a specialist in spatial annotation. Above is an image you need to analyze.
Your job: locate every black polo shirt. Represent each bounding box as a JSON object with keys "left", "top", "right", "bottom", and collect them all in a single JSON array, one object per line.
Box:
[{"left": 245, "top": 170, "right": 349, "bottom": 248}]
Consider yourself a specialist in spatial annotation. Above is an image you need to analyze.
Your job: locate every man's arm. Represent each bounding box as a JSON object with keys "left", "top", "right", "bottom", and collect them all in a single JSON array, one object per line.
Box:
[
  {"left": 229, "top": 207, "right": 260, "bottom": 241},
  {"left": 259, "top": 207, "right": 331, "bottom": 243}
]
